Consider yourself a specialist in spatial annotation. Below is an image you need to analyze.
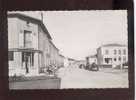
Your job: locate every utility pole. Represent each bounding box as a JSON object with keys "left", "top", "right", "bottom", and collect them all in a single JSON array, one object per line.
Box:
[{"left": 40, "top": 11, "right": 43, "bottom": 23}]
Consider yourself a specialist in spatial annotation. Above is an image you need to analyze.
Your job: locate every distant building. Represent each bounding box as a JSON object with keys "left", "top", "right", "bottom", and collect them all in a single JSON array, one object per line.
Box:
[
  {"left": 68, "top": 58, "right": 76, "bottom": 66},
  {"left": 58, "top": 54, "right": 65, "bottom": 67},
  {"left": 8, "top": 13, "right": 62, "bottom": 76},
  {"left": 97, "top": 43, "right": 128, "bottom": 68},
  {"left": 86, "top": 54, "right": 97, "bottom": 65},
  {"left": 64, "top": 57, "right": 69, "bottom": 67}
]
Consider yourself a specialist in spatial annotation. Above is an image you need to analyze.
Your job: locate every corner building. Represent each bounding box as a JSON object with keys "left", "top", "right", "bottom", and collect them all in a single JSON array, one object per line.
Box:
[
  {"left": 97, "top": 44, "right": 128, "bottom": 68},
  {"left": 8, "top": 13, "right": 62, "bottom": 76}
]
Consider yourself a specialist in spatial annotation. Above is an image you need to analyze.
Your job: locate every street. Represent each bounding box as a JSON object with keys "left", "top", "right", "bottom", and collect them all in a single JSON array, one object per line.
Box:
[{"left": 57, "top": 66, "right": 128, "bottom": 89}]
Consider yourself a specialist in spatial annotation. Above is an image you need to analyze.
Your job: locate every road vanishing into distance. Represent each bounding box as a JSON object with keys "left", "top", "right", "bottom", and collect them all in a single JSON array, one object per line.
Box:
[{"left": 57, "top": 66, "right": 128, "bottom": 89}]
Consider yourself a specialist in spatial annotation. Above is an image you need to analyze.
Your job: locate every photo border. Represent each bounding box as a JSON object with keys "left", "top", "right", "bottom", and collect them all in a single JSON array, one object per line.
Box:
[{"left": 0, "top": 0, "right": 134, "bottom": 100}]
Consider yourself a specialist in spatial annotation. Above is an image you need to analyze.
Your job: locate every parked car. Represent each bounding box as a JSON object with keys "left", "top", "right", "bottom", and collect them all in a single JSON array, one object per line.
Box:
[
  {"left": 79, "top": 64, "right": 85, "bottom": 69},
  {"left": 90, "top": 63, "right": 99, "bottom": 71}
]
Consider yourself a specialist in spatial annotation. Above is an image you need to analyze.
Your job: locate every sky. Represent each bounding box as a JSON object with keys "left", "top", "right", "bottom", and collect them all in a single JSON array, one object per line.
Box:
[{"left": 9, "top": 10, "right": 128, "bottom": 60}]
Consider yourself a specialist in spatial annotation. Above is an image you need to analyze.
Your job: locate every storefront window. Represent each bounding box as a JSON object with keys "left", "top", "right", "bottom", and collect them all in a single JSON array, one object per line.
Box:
[{"left": 104, "top": 58, "right": 112, "bottom": 64}]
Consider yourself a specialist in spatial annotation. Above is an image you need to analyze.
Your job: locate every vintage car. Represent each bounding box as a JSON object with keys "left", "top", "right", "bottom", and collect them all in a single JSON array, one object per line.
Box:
[{"left": 88, "top": 63, "right": 99, "bottom": 71}]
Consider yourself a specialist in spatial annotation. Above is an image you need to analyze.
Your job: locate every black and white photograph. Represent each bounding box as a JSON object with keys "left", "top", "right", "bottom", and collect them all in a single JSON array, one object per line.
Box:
[{"left": 8, "top": 10, "right": 128, "bottom": 89}]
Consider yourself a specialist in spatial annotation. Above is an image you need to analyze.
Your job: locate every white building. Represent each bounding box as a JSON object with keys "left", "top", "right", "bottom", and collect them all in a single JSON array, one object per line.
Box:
[
  {"left": 97, "top": 44, "right": 128, "bottom": 68},
  {"left": 86, "top": 55, "right": 97, "bottom": 65}
]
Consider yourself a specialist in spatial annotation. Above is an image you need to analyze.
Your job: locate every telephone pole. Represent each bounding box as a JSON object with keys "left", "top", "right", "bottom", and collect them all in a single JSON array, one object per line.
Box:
[{"left": 40, "top": 11, "right": 43, "bottom": 23}]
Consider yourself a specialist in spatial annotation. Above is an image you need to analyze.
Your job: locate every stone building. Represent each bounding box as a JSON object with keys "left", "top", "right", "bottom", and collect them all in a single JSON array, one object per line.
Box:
[
  {"left": 8, "top": 13, "right": 62, "bottom": 76},
  {"left": 97, "top": 43, "right": 128, "bottom": 68}
]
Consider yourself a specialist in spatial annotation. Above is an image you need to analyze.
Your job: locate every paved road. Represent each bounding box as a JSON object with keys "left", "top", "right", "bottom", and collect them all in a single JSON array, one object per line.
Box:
[{"left": 57, "top": 66, "right": 128, "bottom": 89}]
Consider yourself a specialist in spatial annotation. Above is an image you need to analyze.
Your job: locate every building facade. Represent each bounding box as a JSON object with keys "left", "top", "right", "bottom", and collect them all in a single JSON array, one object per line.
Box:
[
  {"left": 97, "top": 44, "right": 128, "bottom": 68},
  {"left": 8, "top": 13, "right": 63, "bottom": 76}
]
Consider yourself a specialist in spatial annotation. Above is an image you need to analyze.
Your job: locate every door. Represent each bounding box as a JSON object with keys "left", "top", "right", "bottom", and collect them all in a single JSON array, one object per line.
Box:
[{"left": 22, "top": 52, "right": 32, "bottom": 74}]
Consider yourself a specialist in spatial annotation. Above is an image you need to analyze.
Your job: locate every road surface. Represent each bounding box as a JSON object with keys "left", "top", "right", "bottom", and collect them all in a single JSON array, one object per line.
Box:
[{"left": 57, "top": 66, "right": 128, "bottom": 89}]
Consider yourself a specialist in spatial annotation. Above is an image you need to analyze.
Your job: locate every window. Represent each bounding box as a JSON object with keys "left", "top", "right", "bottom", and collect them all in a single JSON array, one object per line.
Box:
[
  {"left": 118, "top": 50, "right": 121, "bottom": 55},
  {"left": 123, "top": 57, "right": 126, "bottom": 62},
  {"left": 8, "top": 51, "right": 14, "bottom": 61},
  {"left": 104, "top": 58, "right": 112, "bottom": 64},
  {"left": 114, "top": 50, "right": 117, "bottom": 55},
  {"left": 118, "top": 57, "right": 121, "bottom": 61},
  {"left": 105, "top": 50, "right": 109, "bottom": 55},
  {"left": 123, "top": 49, "right": 126, "bottom": 55},
  {"left": 26, "top": 21, "right": 30, "bottom": 27},
  {"left": 114, "top": 58, "right": 116, "bottom": 61},
  {"left": 24, "top": 30, "right": 32, "bottom": 48}
]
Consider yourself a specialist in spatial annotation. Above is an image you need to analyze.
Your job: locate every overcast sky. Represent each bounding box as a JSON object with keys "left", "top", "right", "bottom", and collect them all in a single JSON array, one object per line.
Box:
[{"left": 9, "top": 10, "right": 128, "bottom": 60}]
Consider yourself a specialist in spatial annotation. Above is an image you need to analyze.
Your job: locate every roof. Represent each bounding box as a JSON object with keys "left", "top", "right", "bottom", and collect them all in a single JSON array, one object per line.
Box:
[
  {"left": 68, "top": 58, "right": 75, "bottom": 61},
  {"left": 97, "top": 43, "right": 127, "bottom": 50},
  {"left": 49, "top": 40, "right": 59, "bottom": 51},
  {"left": 8, "top": 13, "right": 52, "bottom": 39},
  {"left": 59, "top": 54, "right": 65, "bottom": 58}
]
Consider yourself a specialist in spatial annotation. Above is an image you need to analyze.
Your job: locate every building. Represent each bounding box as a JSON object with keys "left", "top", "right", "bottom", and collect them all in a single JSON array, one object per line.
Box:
[
  {"left": 74, "top": 60, "right": 86, "bottom": 68},
  {"left": 58, "top": 54, "right": 65, "bottom": 67},
  {"left": 49, "top": 40, "right": 60, "bottom": 67},
  {"left": 8, "top": 13, "right": 62, "bottom": 76},
  {"left": 75, "top": 60, "right": 86, "bottom": 65},
  {"left": 86, "top": 54, "right": 97, "bottom": 65},
  {"left": 63, "top": 57, "right": 69, "bottom": 67},
  {"left": 68, "top": 58, "right": 76, "bottom": 66},
  {"left": 97, "top": 43, "right": 128, "bottom": 68}
]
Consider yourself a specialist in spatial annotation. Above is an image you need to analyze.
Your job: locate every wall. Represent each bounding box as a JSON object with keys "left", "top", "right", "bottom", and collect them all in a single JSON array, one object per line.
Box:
[
  {"left": 18, "top": 18, "right": 39, "bottom": 73},
  {"left": 49, "top": 41, "right": 60, "bottom": 67},
  {"left": 8, "top": 17, "right": 40, "bottom": 75},
  {"left": 38, "top": 26, "right": 50, "bottom": 68},
  {"left": 97, "top": 48, "right": 103, "bottom": 65},
  {"left": 8, "top": 18, "right": 19, "bottom": 49},
  {"left": 8, "top": 18, "right": 22, "bottom": 73},
  {"left": 18, "top": 19, "right": 39, "bottom": 49}
]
